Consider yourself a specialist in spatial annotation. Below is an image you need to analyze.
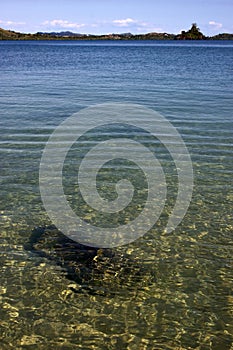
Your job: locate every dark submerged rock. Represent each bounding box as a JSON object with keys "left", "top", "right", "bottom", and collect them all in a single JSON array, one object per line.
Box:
[{"left": 25, "top": 225, "right": 149, "bottom": 295}]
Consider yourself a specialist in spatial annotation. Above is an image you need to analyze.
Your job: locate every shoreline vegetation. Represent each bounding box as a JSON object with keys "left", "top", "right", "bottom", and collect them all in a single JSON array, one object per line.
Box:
[{"left": 1, "top": 23, "right": 233, "bottom": 41}]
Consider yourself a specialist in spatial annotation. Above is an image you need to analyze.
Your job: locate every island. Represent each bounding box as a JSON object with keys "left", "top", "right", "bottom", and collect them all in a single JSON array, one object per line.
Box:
[{"left": 0, "top": 23, "right": 233, "bottom": 41}]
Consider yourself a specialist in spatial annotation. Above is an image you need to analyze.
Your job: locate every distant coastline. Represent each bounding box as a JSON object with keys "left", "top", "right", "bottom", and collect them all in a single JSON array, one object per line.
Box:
[{"left": 1, "top": 23, "right": 233, "bottom": 41}]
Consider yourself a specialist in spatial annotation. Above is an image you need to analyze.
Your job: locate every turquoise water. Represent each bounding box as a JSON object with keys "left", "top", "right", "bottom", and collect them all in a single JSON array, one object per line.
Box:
[{"left": 0, "top": 40, "right": 233, "bottom": 349}]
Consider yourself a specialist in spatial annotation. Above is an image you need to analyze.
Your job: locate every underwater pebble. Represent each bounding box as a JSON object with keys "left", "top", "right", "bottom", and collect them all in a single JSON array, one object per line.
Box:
[
  {"left": 0, "top": 287, "right": 7, "bottom": 294},
  {"left": 20, "top": 335, "right": 44, "bottom": 345}
]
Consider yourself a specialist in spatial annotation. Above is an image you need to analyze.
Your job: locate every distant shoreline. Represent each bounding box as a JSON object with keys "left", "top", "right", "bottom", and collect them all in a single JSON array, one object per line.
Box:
[{"left": 1, "top": 26, "right": 233, "bottom": 41}]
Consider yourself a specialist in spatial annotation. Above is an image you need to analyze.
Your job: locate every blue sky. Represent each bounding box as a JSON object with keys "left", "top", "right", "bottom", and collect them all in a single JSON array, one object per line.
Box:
[{"left": 0, "top": 0, "right": 232, "bottom": 35}]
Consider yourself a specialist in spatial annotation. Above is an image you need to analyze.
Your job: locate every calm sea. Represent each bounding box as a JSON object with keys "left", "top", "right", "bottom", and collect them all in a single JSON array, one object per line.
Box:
[{"left": 0, "top": 40, "right": 233, "bottom": 349}]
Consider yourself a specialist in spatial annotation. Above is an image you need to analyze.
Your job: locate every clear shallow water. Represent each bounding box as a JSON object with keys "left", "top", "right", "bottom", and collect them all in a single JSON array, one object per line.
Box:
[{"left": 0, "top": 40, "right": 233, "bottom": 349}]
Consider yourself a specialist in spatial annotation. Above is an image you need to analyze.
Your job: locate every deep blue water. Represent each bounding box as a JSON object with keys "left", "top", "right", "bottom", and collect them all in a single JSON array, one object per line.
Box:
[{"left": 0, "top": 40, "right": 233, "bottom": 349}]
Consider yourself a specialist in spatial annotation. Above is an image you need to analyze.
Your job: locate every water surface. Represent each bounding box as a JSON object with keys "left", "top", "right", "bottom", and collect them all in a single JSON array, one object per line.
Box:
[{"left": 0, "top": 40, "right": 233, "bottom": 349}]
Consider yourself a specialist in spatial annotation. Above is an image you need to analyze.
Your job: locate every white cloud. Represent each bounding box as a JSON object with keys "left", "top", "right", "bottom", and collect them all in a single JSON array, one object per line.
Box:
[
  {"left": 0, "top": 20, "right": 26, "bottom": 26},
  {"left": 42, "top": 20, "right": 85, "bottom": 30},
  {"left": 209, "top": 21, "right": 223, "bottom": 29},
  {"left": 113, "top": 18, "right": 136, "bottom": 27},
  {"left": 112, "top": 18, "right": 162, "bottom": 33},
  {"left": 137, "top": 23, "right": 163, "bottom": 33}
]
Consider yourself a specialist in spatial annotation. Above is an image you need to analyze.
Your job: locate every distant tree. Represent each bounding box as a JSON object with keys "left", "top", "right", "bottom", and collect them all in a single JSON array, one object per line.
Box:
[
  {"left": 191, "top": 23, "right": 199, "bottom": 31},
  {"left": 190, "top": 23, "right": 201, "bottom": 35}
]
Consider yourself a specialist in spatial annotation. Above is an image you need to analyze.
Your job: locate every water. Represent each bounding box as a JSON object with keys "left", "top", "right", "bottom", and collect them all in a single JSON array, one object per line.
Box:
[{"left": 0, "top": 40, "right": 233, "bottom": 349}]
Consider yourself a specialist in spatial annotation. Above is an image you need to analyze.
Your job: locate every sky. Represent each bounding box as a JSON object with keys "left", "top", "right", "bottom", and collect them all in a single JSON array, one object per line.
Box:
[{"left": 0, "top": 0, "right": 232, "bottom": 36}]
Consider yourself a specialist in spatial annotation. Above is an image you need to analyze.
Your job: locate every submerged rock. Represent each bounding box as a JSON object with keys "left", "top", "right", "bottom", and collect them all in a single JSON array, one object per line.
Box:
[{"left": 25, "top": 225, "right": 150, "bottom": 295}]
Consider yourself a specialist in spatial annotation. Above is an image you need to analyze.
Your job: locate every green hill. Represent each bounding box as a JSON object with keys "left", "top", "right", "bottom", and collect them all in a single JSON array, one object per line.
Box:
[{"left": 176, "top": 23, "right": 206, "bottom": 40}]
